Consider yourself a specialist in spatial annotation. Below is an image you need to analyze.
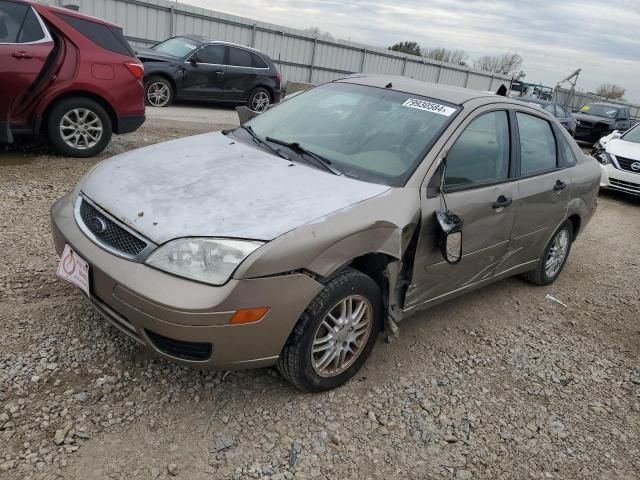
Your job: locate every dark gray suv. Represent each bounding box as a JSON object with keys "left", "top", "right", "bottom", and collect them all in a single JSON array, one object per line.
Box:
[{"left": 137, "top": 35, "right": 283, "bottom": 111}]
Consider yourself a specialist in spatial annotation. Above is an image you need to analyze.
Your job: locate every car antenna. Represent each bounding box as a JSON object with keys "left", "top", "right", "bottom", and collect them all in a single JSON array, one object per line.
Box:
[{"left": 385, "top": 82, "right": 393, "bottom": 89}]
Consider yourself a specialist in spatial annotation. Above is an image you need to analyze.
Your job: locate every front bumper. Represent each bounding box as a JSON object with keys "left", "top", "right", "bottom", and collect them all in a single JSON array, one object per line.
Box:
[
  {"left": 50, "top": 194, "right": 323, "bottom": 369},
  {"left": 599, "top": 163, "right": 640, "bottom": 196}
]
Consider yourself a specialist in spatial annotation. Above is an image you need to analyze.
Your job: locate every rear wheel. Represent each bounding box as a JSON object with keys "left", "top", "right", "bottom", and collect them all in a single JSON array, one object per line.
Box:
[
  {"left": 522, "top": 221, "right": 574, "bottom": 286},
  {"left": 144, "top": 76, "right": 173, "bottom": 107},
  {"left": 46, "top": 97, "right": 112, "bottom": 158},
  {"left": 277, "top": 269, "right": 383, "bottom": 392},
  {"left": 248, "top": 87, "right": 271, "bottom": 112}
]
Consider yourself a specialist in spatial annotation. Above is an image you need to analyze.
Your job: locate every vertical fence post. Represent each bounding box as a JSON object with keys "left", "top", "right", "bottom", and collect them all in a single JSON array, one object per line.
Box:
[
  {"left": 308, "top": 36, "right": 318, "bottom": 83},
  {"left": 401, "top": 57, "right": 408, "bottom": 76},
  {"left": 464, "top": 70, "right": 470, "bottom": 88},
  {"left": 169, "top": 5, "right": 174, "bottom": 37},
  {"left": 360, "top": 48, "right": 367, "bottom": 73},
  {"left": 436, "top": 64, "right": 443, "bottom": 83},
  {"left": 251, "top": 24, "right": 256, "bottom": 47},
  {"left": 489, "top": 74, "right": 495, "bottom": 91}
]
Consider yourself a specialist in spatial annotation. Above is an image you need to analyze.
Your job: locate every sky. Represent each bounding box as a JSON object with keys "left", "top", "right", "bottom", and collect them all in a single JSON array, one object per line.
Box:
[{"left": 182, "top": 0, "right": 640, "bottom": 103}]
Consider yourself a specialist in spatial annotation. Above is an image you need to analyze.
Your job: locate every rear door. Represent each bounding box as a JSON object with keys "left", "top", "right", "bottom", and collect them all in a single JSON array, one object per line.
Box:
[
  {"left": 507, "top": 111, "right": 571, "bottom": 266},
  {"left": 0, "top": 0, "right": 54, "bottom": 141},
  {"left": 224, "top": 47, "right": 266, "bottom": 101},
  {"left": 406, "top": 108, "right": 519, "bottom": 308},
  {"left": 181, "top": 44, "right": 226, "bottom": 100}
]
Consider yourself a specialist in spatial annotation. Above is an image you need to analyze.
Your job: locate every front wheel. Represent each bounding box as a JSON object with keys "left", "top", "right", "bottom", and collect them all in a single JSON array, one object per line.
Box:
[
  {"left": 522, "top": 221, "right": 574, "bottom": 286},
  {"left": 46, "top": 97, "right": 112, "bottom": 158},
  {"left": 277, "top": 269, "right": 383, "bottom": 392}
]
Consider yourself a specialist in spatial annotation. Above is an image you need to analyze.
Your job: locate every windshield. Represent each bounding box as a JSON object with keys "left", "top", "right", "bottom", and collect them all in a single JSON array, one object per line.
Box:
[
  {"left": 621, "top": 123, "right": 640, "bottom": 143},
  {"left": 151, "top": 37, "right": 199, "bottom": 57},
  {"left": 245, "top": 83, "right": 459, "bottom": 186},
  {"left": 579, "top": 104, "right": 619, "bottom": 118}
]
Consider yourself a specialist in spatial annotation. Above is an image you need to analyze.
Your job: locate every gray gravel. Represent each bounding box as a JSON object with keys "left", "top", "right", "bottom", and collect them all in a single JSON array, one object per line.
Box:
[{"left": 1, "top": 109, "right": 639, "bottom": 479}]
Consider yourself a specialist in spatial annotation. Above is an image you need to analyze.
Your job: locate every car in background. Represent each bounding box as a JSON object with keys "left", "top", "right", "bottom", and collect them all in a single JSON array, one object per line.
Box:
[
  {"left": 592, "top": 123, "right": 640, "bottom": 196},
  {"left": 518, "top": 97, "right": 576, "bottom": 136},
  {"left": 573, "top": 103, "right": 633, "bottom": 143},
  {"left": 0, "top": 0, "right": 145, "bottom": 157},
  {"left": 137, "top": 35, "right": 283, "bottom": 112},
  {"left": 51, "top": 76, "right": 599, "bottom": 391}
]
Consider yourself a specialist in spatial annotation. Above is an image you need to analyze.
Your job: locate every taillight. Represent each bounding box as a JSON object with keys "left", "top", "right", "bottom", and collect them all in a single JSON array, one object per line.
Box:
[
  {"left": 124, "top": 62, "right": 144, "bottom": 80},
  {"left": 276, "top": 72, "right": 282, "bottom": 88}
]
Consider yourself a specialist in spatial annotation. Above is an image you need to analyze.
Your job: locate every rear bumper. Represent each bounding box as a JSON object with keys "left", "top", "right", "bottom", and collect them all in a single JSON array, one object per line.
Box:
[
  {"left": 50, "top": 194, "right": 323, "bottom": 370},
  {"left": 116, "top": 114, "right": 145, "bottom": 134},
  {"left": 600, "top": 163, "right": 640, "bottom": 196}
]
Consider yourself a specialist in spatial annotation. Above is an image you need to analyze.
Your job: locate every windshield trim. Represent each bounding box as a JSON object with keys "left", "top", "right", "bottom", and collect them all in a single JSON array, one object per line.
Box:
[{"left": 246, "top": 83, "right": 462, "bottom": 187}]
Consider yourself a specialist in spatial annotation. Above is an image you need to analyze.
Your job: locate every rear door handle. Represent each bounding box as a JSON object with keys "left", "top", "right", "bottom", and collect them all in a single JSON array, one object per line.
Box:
[
  {"left": 554, "top": 180, "right": 567, "bottom": 191},
  {"left": 12, "top": 51, "right": 33, "bottom": 59},
  {"left": 492, "top": 195, "right": 512, "bottom": 209},
  {"left": 214, "top": 70, "right": 224, "bottom": 75}
]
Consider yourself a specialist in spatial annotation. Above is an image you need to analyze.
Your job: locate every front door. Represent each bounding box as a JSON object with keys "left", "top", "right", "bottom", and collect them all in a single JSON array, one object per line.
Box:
[
  {"left": 406, "top": 109, "right": 519, "bottom": 310},
  {"left": 180, "top": 44, "right": 227, "bottom": 100},
  {"left": 0, "top": 1, "right": 54, "bottom": 142}
]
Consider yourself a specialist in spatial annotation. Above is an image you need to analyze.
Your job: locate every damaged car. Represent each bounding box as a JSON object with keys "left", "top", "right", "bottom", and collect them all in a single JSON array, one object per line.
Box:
[
  {"left": 50, "top": 75, "right": 600, "bottom": 391},
  {"left": 573, "top": 102, "right": 633, "bottom": 143},
  {"left": 592, "top": 123, "right": 640, "bottom": 196}
]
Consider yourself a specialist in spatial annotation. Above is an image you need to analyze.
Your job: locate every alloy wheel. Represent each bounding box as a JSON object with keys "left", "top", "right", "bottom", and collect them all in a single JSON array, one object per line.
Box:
[
  {"left": 311, "top": 295, "right": 373, "bottom": 378},
  {"left": 545, "top": 229, "right": 569, "bottom": 278},
  {"left": 59, "top": 108, "right": 103, "bottom": 151},
  {"left": 250, "top": 91, "right": 270, "bottom": 112},
  {"left": 147, "top": 81, "right": 171, "bottom": 107}
]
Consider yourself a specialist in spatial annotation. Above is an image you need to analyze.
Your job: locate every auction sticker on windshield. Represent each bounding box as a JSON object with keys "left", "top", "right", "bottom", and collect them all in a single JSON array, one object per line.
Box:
[
  {"left": 402, "top": 99, "right": 457, "bottom": 116},
  {"left": 57, "top": 245, "right": 90, "bottom": 296}
]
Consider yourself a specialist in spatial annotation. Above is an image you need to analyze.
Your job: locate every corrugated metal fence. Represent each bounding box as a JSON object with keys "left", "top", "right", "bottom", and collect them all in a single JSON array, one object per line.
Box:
[{"left": 45, "top": 0, "right": 511, "bottom": 92}]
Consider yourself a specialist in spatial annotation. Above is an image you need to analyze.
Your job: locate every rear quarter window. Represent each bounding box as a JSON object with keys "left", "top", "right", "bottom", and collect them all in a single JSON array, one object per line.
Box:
[
  {"left": 56, "top": 13, "right": 134, "bottom": 57},
  {"left": 252, "top": 53, "right": 268, "bottom": 68}
]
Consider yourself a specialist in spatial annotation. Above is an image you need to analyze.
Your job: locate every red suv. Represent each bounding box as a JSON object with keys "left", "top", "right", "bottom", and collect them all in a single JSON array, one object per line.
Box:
[{"left": 0, "top": 0, "right": 144, "bottom": 157}]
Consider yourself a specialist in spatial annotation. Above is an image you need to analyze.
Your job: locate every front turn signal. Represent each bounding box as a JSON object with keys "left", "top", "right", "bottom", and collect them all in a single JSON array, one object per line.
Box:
[{"left": 229, "top": 307, "right": 270, "bottom": 325}]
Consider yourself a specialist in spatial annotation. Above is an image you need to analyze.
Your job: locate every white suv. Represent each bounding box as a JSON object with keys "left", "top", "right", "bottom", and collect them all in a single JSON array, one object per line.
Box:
[{"left": 593, "top": 123, "right": 640, "bottom": 196}]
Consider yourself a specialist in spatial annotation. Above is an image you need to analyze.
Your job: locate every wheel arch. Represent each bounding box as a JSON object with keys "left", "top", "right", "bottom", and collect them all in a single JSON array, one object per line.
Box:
[{"left": 39, "top": 91, "right": 118, "bottom": 135}]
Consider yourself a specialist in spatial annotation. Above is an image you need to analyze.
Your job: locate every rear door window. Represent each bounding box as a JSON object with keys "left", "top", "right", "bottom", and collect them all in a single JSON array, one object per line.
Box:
[
  {"left": 17, "top": 7, "right": 45, "bottom": 42},
  {"left": 56, "top": 13, "right": 135, "bottom": 56},
  {"left": 0, "top": 1, "right": 28, "bottom": 42},
  {"left": 516, "top": 112, "right": 557, "bottom": 175},
  {"left": 229, "top": 47, "right": 253, "bottom": 67},
  {"left": 197, "top": 45, "right": 225, "bottom": 64},
  {"left": 444, "top": 111, "right": 511, "bottom": 189}
]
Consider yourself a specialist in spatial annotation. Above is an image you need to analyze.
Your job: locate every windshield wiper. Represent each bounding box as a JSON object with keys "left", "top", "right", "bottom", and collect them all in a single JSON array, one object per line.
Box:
[
  {"left": 265, "top": 137, "right": 341, "bottom": 176},
  {"left": 239, "top": 125, "right": 289, "bottom": 160}
]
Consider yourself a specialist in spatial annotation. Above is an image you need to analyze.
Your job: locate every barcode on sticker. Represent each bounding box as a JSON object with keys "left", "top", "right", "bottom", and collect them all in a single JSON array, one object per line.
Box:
[{"left": 402, "top": 99, "right": 457, "bottom": 116}]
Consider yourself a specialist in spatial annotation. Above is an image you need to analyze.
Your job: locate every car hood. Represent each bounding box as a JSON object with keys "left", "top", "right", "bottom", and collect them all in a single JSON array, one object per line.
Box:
[
  {"left": 81, "top": 132, "right": 390, "bottom": 244},
  {"left": 573, "top": 112, "right": 614, "bottom": 124},
  {"left": 136, "top": 48, "right": 179, "bottom": 63},
  {"left": 605, "top": 138, "right": 640, "bottom": 160}
]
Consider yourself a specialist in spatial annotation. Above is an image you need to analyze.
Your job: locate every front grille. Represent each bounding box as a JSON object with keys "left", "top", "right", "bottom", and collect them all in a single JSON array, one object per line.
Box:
[
  {"left": 145, "top": 330, "right": 212, "bottom": 361},
  {"left": 610, "top": 178, "right": 640, "bottom": 193},
  {"left": 615, "top": 156, "right": 640, "bottom": 174},
  {"left": 79, "top": 198, "right": 147, "bottom": 257}
]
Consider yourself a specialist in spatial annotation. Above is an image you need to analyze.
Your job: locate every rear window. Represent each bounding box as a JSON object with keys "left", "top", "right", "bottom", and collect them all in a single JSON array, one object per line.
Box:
[
  {"left": 252, "top": 53, "right": 267, "bottom": 68},
  {"left": 56, "top": 13, "right": 135, "bottom": 57}
]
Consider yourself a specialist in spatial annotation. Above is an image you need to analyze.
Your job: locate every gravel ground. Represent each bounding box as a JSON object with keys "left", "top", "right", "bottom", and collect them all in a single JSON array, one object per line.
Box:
[{"left": 1, "top": 109, "right": 639, "bottom": 480}]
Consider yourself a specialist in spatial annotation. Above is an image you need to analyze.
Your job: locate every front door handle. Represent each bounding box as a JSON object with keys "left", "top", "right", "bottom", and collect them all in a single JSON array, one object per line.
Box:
[
  {"left": 214, "top": 70, "right": 224, "bottom": 75},
  {"left": 554, "top": 180, "right": 567, "bottom": 191},
  {"left": 492, "top": 195, "right": 512, "bottom": 209},
  {"left": 12, "top": 51, "right": 33, "bottom": 59}
]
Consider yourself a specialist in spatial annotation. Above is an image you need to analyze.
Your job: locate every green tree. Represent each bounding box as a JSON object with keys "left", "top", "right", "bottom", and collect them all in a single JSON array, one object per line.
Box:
[{"left": 388, "top": 41, "right": 422, "bottom": 56}]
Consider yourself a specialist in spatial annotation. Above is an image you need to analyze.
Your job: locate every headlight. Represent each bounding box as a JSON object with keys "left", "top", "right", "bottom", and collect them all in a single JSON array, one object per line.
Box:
[
  {"left": 599, "top": 152, "right": 614, "bottom": 165},
  {"left": 145, "top": 238, "right": 264, "bottom": 285}
]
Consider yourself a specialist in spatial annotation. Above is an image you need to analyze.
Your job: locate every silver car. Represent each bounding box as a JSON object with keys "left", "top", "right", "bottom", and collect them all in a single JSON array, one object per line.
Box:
[{"left": 50, "top": 75, "right": 600, "bottom": 391}]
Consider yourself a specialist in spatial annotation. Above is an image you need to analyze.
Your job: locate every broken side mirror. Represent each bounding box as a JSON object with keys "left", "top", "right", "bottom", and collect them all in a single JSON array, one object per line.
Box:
[
  {"left": 189, "top": 55, "right": 199, "bottom": 65},
  {"left": 435, "top": 210, "right": 463, "bottom": 264},
  {"left": 612, "top": 130, "right": 622, "bottom": 138}
]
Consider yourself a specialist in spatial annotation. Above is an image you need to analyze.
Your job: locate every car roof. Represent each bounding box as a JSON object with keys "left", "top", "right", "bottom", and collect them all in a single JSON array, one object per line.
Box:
[
  {"left": 176, "top": 35, "right": 264, "bottom": 54},
  {"left": 335, "top": 74, "right": 517, "bottom": 106}
]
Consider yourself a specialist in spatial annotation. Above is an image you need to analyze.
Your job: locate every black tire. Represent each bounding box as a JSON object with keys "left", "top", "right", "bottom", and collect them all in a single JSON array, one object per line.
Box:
[
  {"left": 144, "top": 75, "right": 174, "bottom": 107},
  {"left": 277, "top": 269, "right": 383, "bottom": 392},
  {"left": 247, "top": 87, "right": 271, "bottom": 112},
  {"left": 522, "top": 221, "right": 574, "bottom": 286},
  {"left": 46, "top": 97, "right": 112, "bottom": 158}
]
